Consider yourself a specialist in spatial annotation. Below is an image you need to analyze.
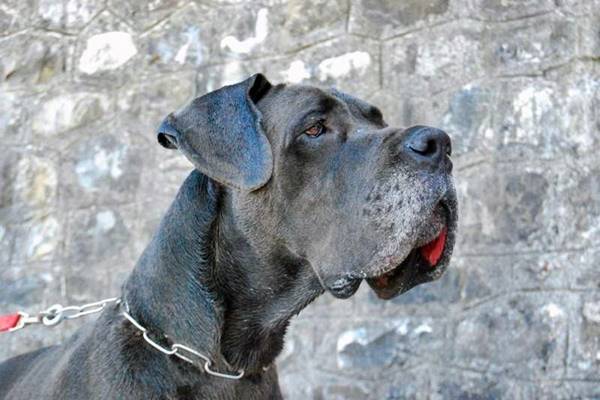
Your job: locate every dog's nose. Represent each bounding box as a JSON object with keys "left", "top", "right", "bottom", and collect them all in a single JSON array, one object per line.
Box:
[{"left": 402, "top": 125, "right": 451, "bottom": 167}]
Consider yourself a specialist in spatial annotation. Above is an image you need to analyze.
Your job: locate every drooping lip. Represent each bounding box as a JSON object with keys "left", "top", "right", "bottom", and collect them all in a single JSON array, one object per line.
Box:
[
  {"left": 367, "top": 226, "right": 448, "bottom": 293},
  {"left": 364, "top": 199, "right": 456, "bottom": 300},
  {"left": 325, "top": 194, "right": 457, "bottom": 300}
]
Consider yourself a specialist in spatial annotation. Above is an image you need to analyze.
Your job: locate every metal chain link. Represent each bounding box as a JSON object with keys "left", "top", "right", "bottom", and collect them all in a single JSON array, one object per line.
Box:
[
  {"left": 121, "top": 302, "right": 244, "bottom": 380},
  {"left": 6, "top": 297, "right": 245, "bottom": 380},
  {"left": 8, "top": 297, "right": 121, "bottom": 332}
]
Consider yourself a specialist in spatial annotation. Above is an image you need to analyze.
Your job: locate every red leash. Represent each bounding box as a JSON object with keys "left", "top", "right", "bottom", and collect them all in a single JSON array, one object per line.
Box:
[{"left": 0, "top": 313, "right": 22, "bottom": 332}]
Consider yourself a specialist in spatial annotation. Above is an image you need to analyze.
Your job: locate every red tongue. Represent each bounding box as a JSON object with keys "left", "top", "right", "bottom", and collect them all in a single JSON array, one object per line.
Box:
[{"left": 420, "top": 227, "right": 447, "bottom": 267}]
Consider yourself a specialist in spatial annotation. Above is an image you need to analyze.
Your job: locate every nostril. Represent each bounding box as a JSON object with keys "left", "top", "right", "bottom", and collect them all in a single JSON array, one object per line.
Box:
[
  {"left": 402, "top": 125, "right": 450, "bottom": 165},
  {"left": 409, "top": 138, "right": 438, "bottom": 157}
]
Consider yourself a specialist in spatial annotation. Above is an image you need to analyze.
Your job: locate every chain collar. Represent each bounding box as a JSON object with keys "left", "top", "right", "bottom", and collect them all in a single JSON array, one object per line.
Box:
[
  {"left": 120, "top": 300, "right": 245, "bottom": 380},
  {"left": 2, "top": 297, "right": 245, "bottom": 380}
]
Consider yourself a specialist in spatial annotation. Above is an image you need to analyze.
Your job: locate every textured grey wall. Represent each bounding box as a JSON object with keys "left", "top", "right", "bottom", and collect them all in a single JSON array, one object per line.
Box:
[{"left": 1, "top": 0, "right": 599, "bottom": 398}]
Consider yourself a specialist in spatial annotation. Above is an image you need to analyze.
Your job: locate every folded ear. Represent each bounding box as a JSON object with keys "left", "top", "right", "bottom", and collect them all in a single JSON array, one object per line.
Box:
[{"left": 157, "top": 74, "right": 273, "bottom": 191}]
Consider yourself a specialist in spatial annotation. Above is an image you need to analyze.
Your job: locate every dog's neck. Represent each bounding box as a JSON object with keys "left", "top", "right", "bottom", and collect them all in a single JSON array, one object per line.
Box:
[
  {"left": 123, "top": 171, "right": 322, "bottom": 381},
  {"left": 213, "top": 193, "right": 323, "bottom": 373}
]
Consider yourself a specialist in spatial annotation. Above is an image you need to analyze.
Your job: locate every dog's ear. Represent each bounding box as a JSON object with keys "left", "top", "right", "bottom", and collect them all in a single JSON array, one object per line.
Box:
[{"left": 157, "top": 74, "right": 273, "bottom": 191}]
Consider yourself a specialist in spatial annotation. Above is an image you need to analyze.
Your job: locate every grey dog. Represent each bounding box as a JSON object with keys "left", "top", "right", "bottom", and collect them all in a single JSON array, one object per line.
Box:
[{"left": 0, "top": 74, "right": 457, "bottom": 399}]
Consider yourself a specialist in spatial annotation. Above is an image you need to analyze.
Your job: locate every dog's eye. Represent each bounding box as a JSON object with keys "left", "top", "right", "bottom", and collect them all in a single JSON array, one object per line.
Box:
[{"left": 304, "top": 121, "right": 325, "bottom": 138}]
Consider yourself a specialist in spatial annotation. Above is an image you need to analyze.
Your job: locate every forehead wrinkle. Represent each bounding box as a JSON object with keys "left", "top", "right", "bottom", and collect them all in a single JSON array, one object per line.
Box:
[
  {"left": 327, "top": 88, "right": 384, "bottom": 127},
  {"left": 259, "top": 85, "right": 345, "bottom": 145}
]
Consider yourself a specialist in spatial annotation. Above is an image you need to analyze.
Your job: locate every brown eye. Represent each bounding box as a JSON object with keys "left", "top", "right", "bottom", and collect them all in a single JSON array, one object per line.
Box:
[{"left": 304, "top": 121, "right": 325, "bottom": 137}]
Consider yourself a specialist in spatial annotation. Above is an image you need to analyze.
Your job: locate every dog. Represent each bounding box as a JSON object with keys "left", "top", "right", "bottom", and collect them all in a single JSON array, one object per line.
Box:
[{"left": 0, "top": 74, "right": 457, "bottom": 399}]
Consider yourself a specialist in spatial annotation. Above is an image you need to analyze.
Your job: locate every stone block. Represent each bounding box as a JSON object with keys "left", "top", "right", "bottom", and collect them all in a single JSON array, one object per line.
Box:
[
  {"left": 567, "top": 292, "right": 600, "bottom": 379},
  {"left": 349, "top": 0, "right": 454, "bottom": 39},
  {"left": 30, "top": 91, "right": 113, "bottom": 138},
  {"left": 73, "top": 11, "right": 140, "bottom": 86},
  {"left": 0, "top": 32, "right": 73, "bottom": 88},
  {"left": 382, "top": 20, "right": 485, "bottom": 98},
  {"left": 453, "top": 293, "right": 572, "bottom": 380},
  {"left": 60, "top": 132, "right": 143, "bottom": 209},
  {"left": 463, "top": 0, "right": 556, "bottom": 21},
  {"left": 36, "top": 0, "right": 104, "bottom": 33}
]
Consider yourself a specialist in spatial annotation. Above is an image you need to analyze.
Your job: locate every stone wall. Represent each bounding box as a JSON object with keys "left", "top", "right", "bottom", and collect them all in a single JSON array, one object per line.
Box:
[{"left": 1, "top": 0, "right": 599, "bottom": 398}]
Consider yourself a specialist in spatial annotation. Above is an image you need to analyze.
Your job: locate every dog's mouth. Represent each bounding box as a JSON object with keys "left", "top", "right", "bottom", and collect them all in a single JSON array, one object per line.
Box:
[
  {"left": 325, "top": 197, "right": 456, "bottom": 300},
  {"left": 365, "top": 224, "right": 449, "bottom": 299}
]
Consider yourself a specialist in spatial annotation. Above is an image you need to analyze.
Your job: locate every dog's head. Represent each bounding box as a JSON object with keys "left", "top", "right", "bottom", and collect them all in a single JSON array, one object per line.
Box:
[{"left": 157, "top": 74, "right": 457, "bottom": 300}]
